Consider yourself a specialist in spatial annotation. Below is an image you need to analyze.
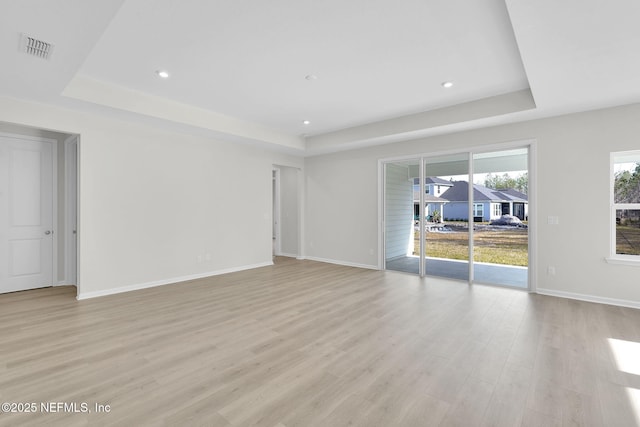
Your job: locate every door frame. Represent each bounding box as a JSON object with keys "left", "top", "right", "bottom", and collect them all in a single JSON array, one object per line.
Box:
[
  {"left": 272, "top": 167, "right": 281, "bottom": 256},
  {"left": 271, "top": 165, "right": 304, "bottom": 259},
  {"left": 379, "top": 139, "right": 537, "bottom": 292},
  {"left": 64, "top": 135, "right": 78, "bottom": 287}
]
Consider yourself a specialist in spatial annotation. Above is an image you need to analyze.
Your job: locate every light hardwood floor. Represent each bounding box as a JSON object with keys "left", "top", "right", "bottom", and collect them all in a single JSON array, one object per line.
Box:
[{"left": 1, "top": 257, "right": 639, "bottom": 426}]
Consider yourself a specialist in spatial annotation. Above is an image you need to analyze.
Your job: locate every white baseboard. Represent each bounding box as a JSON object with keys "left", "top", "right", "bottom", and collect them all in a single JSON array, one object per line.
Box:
[
  {"left": 302, "top": 256, "right": 378, "bottom": 270},
  {"left": 76, "top": 261, "right": 273, "bottom": 300},
  {"left": 275, "top": 252, "right": 298, "bottom": 258},
  {"left": 536, "top": 288, "right": 640, "bottom": 310}
]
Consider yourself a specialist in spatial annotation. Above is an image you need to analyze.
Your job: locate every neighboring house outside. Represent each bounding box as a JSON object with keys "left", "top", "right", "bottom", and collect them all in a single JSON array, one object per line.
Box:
[
  {"left": 413, "top": 177, "right": 453, "bottom": 221},
  {"left": 439, "top": 181, "right": 528, "bottom": 221}
]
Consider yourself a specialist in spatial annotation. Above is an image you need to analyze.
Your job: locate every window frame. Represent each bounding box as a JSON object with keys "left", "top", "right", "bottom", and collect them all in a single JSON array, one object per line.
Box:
[
  {"left": 608, "top": 150, "right": 640, "bottom": 265},
  {"left": 492, "top": 203, "right": 501, "bottom": 218},
  {"left": 473, "top": 203, "right": 484, "bottom": 218}
]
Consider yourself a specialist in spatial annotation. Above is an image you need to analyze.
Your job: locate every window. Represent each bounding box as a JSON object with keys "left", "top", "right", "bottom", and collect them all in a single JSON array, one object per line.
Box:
[
  {"left": 473, "top": 203, "right": 484, "bottom": 217},
  {"left": 493, "top": 203, "right": 501, "bottom": 217},
  {"left": 610, "top": 151, "right": 640, "bottom": 263}
]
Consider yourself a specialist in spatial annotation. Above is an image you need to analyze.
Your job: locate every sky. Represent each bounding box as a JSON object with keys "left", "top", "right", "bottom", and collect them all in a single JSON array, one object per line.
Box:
[{"left": 614, "top": 162, "right": 639, "bottom": 174}]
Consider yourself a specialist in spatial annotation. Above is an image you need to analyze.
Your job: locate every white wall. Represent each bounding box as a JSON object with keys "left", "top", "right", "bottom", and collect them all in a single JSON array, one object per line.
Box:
[
  {"left": 384, "top": 163, "right": 414, "bottom": 260},
  {"left": 305, "top": 103, "right": 640, "bottom": 307},
  {"left": 305, "top": 153, "right": 379, "bottom": 268},
  {"left": 0, "top": 96, "right": 303, "bottom": 298}
]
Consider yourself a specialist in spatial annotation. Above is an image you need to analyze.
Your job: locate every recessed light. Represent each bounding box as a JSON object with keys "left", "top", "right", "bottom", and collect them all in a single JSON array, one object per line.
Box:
[
  {"left": 303, "top": 120, "right": 311, "bottom": 125},
  {"left": 156, "top": 70, "right": 170, "bottom": 79},
  {"left": 441, "top": 81, "right": 453, "bottom": 88},
  {"left": 305, "top": 74, "right": 318, "bottom": 81}
]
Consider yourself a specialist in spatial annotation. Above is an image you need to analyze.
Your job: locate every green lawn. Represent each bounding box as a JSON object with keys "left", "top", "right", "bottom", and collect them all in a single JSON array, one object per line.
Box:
[
  {"left": 616, "top": 225, "right": 640, "bottom": 255},
  {"left": 414, "top": 225, "right": 529, "bottom": 267}
]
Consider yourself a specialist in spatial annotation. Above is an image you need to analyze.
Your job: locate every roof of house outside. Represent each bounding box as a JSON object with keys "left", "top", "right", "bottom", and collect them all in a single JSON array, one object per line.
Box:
[
  {"left": 413, "top": 191, "right": 448, "bottom": 203},
  {"left": 441, "top": 181, "right": 528, "bottom": 202},
  {"left": 427, "top": 177, "right": 454, "bottom": 186},
  {"left": 413, "top": 177, "right": 454, "bottom": 186},
  {"left": 495, "top": 188, "right": 528, "bottom": 201}
]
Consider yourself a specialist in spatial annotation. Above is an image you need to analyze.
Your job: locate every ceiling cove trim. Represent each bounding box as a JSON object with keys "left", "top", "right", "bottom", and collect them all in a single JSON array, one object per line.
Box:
[
  {"left": 62, "top": 75, "right": 305, "bottom": 152},
  {"left": 305, "top": 89, "right": 536, "bottom": 155}
]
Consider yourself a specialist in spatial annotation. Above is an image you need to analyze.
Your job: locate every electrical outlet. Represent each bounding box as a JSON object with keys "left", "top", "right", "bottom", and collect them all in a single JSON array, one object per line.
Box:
[{"left": 547, "top": 266, "right": 556, "bottom": 276}]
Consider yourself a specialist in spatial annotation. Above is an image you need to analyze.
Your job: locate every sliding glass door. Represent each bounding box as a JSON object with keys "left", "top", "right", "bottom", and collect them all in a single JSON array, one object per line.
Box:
[
  {"left": 382, "top": 145, "right": 531, "bottom": 290},
  {"left": 422, "top": 153, "right": 469, "bottom": 281},
  {"left": 472, "top": 148, "right": 529, "bottom": 288}
]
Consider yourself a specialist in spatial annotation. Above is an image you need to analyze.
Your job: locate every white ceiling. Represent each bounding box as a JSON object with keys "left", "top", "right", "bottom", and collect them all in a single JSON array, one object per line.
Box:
[{"left": 2, "top": 0, "right": 640, "bottom": 155}]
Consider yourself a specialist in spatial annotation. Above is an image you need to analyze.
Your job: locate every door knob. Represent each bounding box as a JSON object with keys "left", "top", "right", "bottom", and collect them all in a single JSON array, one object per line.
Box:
[{"left": 44, "top": 230, "right": 51, "bottom": 235}]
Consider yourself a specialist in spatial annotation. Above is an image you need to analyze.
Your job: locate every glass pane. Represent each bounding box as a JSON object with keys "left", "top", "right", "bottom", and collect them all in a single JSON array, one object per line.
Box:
[
  {"left": 613, "top": 154, "right": 640, "bottom": 204},
  {"left": 384, "top": 159, "right": 420, "bottom": 274},
  {"left": 423, "top": 153, "right": 469, "bottom": 281},
  {"left": 616, "top": 209, "right": 640, "bottom": 255},
  {"left": 472, "top": 148, "right": 528, "bottom": 288}
]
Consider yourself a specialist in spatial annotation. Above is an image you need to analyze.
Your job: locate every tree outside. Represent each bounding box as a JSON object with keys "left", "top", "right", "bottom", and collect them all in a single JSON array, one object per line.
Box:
[
  {"left": 484, "top": 172, "right": 528, "bottom": 194},
  {"left": 615, "top": 163, "right": 640, "bottom": 204}
]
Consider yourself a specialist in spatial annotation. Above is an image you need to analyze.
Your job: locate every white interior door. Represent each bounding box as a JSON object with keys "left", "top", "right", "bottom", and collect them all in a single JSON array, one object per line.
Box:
[{"left": 0, "top": 135, "right": 54, "bottom": 293}]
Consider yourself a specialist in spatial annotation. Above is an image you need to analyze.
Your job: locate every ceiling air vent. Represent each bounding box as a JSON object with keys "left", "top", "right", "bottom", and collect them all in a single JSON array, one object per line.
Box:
[{"left": 20, "top": 34, "right": 54, "bottom": 60}]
